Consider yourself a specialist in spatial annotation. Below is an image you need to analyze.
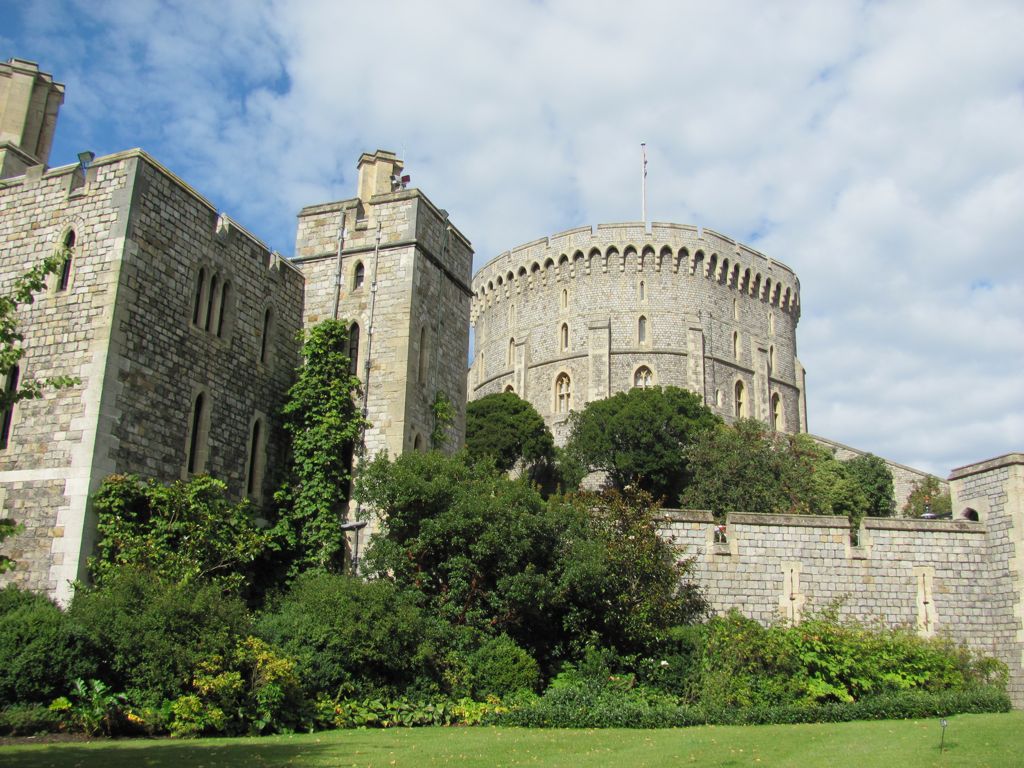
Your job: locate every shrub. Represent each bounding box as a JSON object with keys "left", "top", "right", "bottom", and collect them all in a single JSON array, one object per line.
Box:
[
  {"left": 256, "top": 572, "right": 438, "bottom": 698},
  {"left": 466, "top": 635, "right": 540, "bottom": 699},
  {"left": 491, "top": 677, "right": 679, "bottom": 728},
  {"left": 48, "top": 678, "right": 127, "bottom": 736},
  {"left": 0, "top": 586, "right": 96, "bottom": 706},
  {"left": 68, "top": 571, "right": 250, "bottom": 707},
  {"left": 0, "top": 703, "right": 63, "bottom": 735}
]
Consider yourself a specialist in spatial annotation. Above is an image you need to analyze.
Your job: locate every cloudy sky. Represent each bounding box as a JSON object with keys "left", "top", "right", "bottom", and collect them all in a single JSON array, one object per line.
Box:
[{"left": 6, "top": 0, "right": 1022, "bottom": 476}]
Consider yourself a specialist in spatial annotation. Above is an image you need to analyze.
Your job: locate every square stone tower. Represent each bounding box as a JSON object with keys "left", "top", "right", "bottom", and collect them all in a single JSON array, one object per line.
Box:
[
  {"left": 294, "top": 151, "right": 473, "bottom": 461},
  {"left": 0, "top": 58, "right": 64, "bottom": 179}
]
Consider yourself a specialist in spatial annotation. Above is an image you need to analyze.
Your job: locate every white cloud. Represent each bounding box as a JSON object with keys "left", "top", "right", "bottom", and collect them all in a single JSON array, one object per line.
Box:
[{"left": 10, "top": 0, "right": 1024, "bottom": 474}]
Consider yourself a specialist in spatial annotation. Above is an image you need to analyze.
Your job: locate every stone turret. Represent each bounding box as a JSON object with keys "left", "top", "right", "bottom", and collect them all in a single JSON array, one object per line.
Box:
[
  {"left": 0, "top": 58, "right": 65, "bottom": 179},
  {"left": 356, "top": 150, "right": 403, "bottom": 202}
]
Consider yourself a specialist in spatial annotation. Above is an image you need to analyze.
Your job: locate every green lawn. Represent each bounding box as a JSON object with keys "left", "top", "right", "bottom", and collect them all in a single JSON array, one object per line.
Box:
[{"left": 1, "top": 712, "right": 1020, "bottom": 768}]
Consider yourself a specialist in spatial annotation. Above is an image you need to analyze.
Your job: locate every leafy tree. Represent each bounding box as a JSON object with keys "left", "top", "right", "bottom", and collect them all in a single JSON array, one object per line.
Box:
[
  {"left": 682, "top": 420, "right": 851, "bottom": 518},
  {"left": 550, "top": 489, "right": 708, "bottom": 657},
  {"left": 273, "top": 320, "right": 366, "bottom": 575},
  {"left": 564, "top": 386, "right": 720, "bottom": 502},
  {"left": 465, "top": 392, "right": 555, "bottom": 478},
  {"left": 0, "top": 251, "right": 80, "bottom": 571},
  {"left": 89, "top": 474, "right": 270, "bottom": 592},
  {"left": 902, "top": 475, "right": 952, "bottom": 518},
  {"left": 356, "top": 452, "right": 706, "bottom": 670},
  {"left": 843, "top": 454, "right": 896, "bottom": 518}
]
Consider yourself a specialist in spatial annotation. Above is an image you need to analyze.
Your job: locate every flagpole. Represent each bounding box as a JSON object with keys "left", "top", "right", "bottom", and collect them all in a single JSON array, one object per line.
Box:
[{"left": 641, "top": 143, "right": 647, "bottom": 224}]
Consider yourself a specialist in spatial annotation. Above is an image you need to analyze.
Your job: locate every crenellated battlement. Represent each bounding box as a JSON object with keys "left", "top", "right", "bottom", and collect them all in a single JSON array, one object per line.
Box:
[{"left": 470, "top": 222, "right": 800, "bottom": 326}]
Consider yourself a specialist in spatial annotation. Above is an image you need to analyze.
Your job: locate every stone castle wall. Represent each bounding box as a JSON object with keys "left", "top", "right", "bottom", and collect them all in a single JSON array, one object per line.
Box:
[
  {"left": 0, "top": 149, "right": 305, "bottom": 602},
  {"left": 469, "top": 223, "right": 805, "bottom": 444}
]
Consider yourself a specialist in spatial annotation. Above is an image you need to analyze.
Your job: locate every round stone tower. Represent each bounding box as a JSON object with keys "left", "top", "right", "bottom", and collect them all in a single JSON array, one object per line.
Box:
[{"left": 468, "top": 222, "right": 805, "bottom": 445}]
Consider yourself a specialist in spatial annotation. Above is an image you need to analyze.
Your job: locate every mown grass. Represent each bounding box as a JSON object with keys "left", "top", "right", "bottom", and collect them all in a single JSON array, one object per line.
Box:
[{"left": 1, "top": 711, "right": 1020, "bottom": 768}]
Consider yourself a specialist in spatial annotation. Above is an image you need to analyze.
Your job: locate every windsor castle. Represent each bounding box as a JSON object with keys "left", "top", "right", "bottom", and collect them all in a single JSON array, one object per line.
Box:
[{"left": 1, "top": 59, "right": 1022, "bottom": 706}]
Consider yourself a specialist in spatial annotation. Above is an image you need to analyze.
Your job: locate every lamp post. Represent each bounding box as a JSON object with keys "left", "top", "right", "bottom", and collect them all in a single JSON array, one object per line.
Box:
[{"left": 341, "top": 519, "right": 368, "bottom": 575}]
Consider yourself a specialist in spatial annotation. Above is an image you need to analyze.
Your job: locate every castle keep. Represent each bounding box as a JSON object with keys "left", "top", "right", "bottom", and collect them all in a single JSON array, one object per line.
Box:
[{"left": 0, "top": 59, "right": 1021, "bottom": 705}]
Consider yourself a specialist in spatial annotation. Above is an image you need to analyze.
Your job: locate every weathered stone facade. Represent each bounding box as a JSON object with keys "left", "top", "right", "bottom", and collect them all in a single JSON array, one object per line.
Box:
[
  {"left": 469, "top": 224, "right": 805, "bottom": 445},
  {"left": 0, "top": 61, "right": 472, "bottom": 602}
]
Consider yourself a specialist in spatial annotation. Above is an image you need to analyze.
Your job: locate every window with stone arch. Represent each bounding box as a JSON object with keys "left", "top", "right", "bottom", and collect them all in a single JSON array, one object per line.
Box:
[
  {"left": 413, "top": 433, "right": 424, "bottom": 451},
  {"left": 734, "top": 380, "right": 747, "bottom": 419},
  {"left": 634, "top": 365, "right": 653, "bottom": 388},
  {"left": 732, "top": 331, "right": 740, "bottom": 360},
  {"left": 638, "top": 315, "right": 648, "bottom": 345},
  {"left": 192, "top": 267, "right": 207, "bottom": 326},
  {"left": 508, "top": 303, "right": 516, "bottom": 328},
  {"left": 507, "top": 337, "right": 515, "bottom": 367},
  {"left": 559, "top": 322, "right": 569, "bottom": 352},
  {"left": 771, "top": 393, "right": 783, "bottom": 432},
  {"left": 205, "top": 273, "right": 220, "bottom": 331},
  {"left": 260, "top": 307, "right": 274, "bottom": 364},
  {"left": 352, "top": 261, "right": 365, "bottom": 290},
  {"left": 560, "top": 288, "right": 568, "bottom": 311},
  {"left": 57, "top": 229, "right": 75, "bottom": 292},
  {"left": 768, "top": 345, "right": 775, "bottom": 376},
  {"left": 733, "top": 298, "right": 739, "bottom": 321},
  {"left": 186, "top": 390, "right": 210, "bottom": 475},
  {"left": 215, "top": 280, "right": 231, "bottom": 338},
  {"left": 768, "top": 311, "right": 775, "bottom": 336},
  {"left": 555, "top": 372, "right": 572, "bottom": 414},
  {"left": 246, "top": 417, "right": 266, "bottom": 500},
  {"left": 638, "top": 280, "right": 646, "bottom": 302}
]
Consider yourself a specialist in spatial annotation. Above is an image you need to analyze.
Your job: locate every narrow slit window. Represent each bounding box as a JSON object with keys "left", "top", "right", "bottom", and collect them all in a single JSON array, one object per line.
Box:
[
  {"left": 0, "top": 365, "right": 20, "bottom": 449},
  {"left": 187, "top": 392, "right": 207, "bottom": 474},
  {"left": 205, "top": 274, "right": 220, "bottom": 331},
  {"left": 734, "top": 381, "right": 746, "bottom": 419},
  {"left": 417, "top": 326, "right": 428, "bottom": 383},
  {"left": 193, "top": 268, "right": 206, "bottom": 326},
  {"left": 246, "top": 419, "right": 262, "bottom": 497},
  {"left": 353, "top": 261, "right": 365, "bottom": 290},
  {"left": 560, "top": 323, "right": 569, "bottom": 352},
  {"left": 57, "top": 230, "right": 75, "bottom": 292},
  {"left": 215, "top": 281, "right": 231, "bottom": 337},
  {"left": 348, "top": 323, "right": 360, "bottom": 376},
  {"left": 260, "top": 308, "right": 273, "bottom": 363},
  {"left": 638, "top": 315, "right": 648, "bottom": 344}
]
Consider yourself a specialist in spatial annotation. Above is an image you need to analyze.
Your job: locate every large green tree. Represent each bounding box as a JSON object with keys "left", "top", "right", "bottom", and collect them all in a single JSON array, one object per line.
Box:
[
  {"left": 564, "top": 386, "right": 720, "bottom": 502},
  {"left": 902, "top": 475, "right": 952, "bottom": 518},
  {"left": 274, "top": 320, "right": 366, "bottom": 575},
  {"left": 465, "top": 392, "right": 555, "bottom": 477}
]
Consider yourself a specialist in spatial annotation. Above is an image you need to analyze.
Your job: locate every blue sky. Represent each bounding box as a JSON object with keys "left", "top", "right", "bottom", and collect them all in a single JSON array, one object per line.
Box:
[{"left": 6, "top": 0, "right": 1023, "bottom": 477}]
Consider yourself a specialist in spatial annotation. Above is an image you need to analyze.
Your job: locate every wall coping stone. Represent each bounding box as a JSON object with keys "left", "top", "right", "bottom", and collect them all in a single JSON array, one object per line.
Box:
[
  {"left": 657, "top": 509, "right": 714, "bottom": 523},
  {"left": 948, "top": 452, "right": 1024, "bottom": 481},
  {"left": 863, "top": 517, "right": 986, "bottom": 534},
  {"left": 726, "top": 513, "right": 849, "bottom": 528}
]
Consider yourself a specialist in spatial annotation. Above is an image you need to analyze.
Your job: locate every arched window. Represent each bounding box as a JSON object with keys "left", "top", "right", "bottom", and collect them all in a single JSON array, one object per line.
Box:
[
  {"left": 192, "top": 268, "right": 206, "bottom": 326},
  {"left": 215, "top": 280, "right": 231, "bottom": 337},
  {"left": 560, "top": 323, "right": 569, "bottom": 352},
  {"left": 508, "top": 303, "right": 516, "bottom": 327},
  {"left": 634, "top": 366, "right": 653, "bottom": 388},
  {"left": 417, "top": 326, "right": 428, "bottom": 383},
  {"left": 348, "top": 322, "right": 360, "bottom": 376},
  {"left": 638, "top": 315, "right": 648, "bottom": 345},
  {"left": 413, "top": 433, "right": 423, "bottom": 451},
  {"left": 734, "top": 381, "right": 747, "bottom": 419},
  {"left": 555, "top": 373, "right": 572, "bottom": 414},
  {"left": 733, "top": 298, "right": 739, "bottom": 321},
  {"left": 0, "top": 365, "right": 20, "bottom": 449},
  {"left": 715, "top": 389, "right": 724, "bottom": 408},
  {"left": 187, "top": 392, "right": 208, "bottom": 474},
  {"left": 561, "top": 288, "right": 568, "bottom": 310},
  {"left": 353, "top": 261, "right": 365, "bottom": 290},
  {"left": 205, "top": 274, "right": 220, "bottom": 331},
  {"left": 246, "top": 418, "right": 263, "bottom": 498},
  {"left": 638, "top": 280, "right": 646, "bottom": 302},
  {"left": 260, "top": 307, "right": 273, "bottom": 364},
  {"left": 507, "top": 337, "right": 515, "bottom": 366},
  {"left": 57, "top": 230, "right": 75, "bottom": 292},
  {"left": 733, "top": 331, "right": 740, "bottom": 360},
  {"left": 768, "top": 345, "right": 775, "bottom": 375},
  {"left": 771, "top": 393, "right": 783, "bottom": 432},
  {"left": 768, "top": 312, "right": 775, "bottom": 336}
]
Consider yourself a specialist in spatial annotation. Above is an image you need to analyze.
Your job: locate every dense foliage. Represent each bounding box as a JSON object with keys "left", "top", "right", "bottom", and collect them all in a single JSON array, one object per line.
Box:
[
  {"left": 90, "top": 474, "right": 270, "bottom": 592},
  {"left": 273, "top": 320, "right": 366, "bottom": 576},
  {"left": 681, "top": 420, "right": 895, "bottom": 527},
  {"left": 903, "top": 475, "right": 953, "bottom": 518},
  {"left": 465, "top": 392, "right": 555, "bottom": 477},
  {"left": 564, "top": 386, "right": 720, "bottom": 502}
]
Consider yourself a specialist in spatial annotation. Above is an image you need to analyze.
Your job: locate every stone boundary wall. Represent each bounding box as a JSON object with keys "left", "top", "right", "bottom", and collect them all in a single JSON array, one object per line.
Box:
[
  {"left": 469, "top": 222, "right": 806, "bottom": 442},
  {"left": 656, "top": 505, "right": 1022, "bottom": 707}
]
